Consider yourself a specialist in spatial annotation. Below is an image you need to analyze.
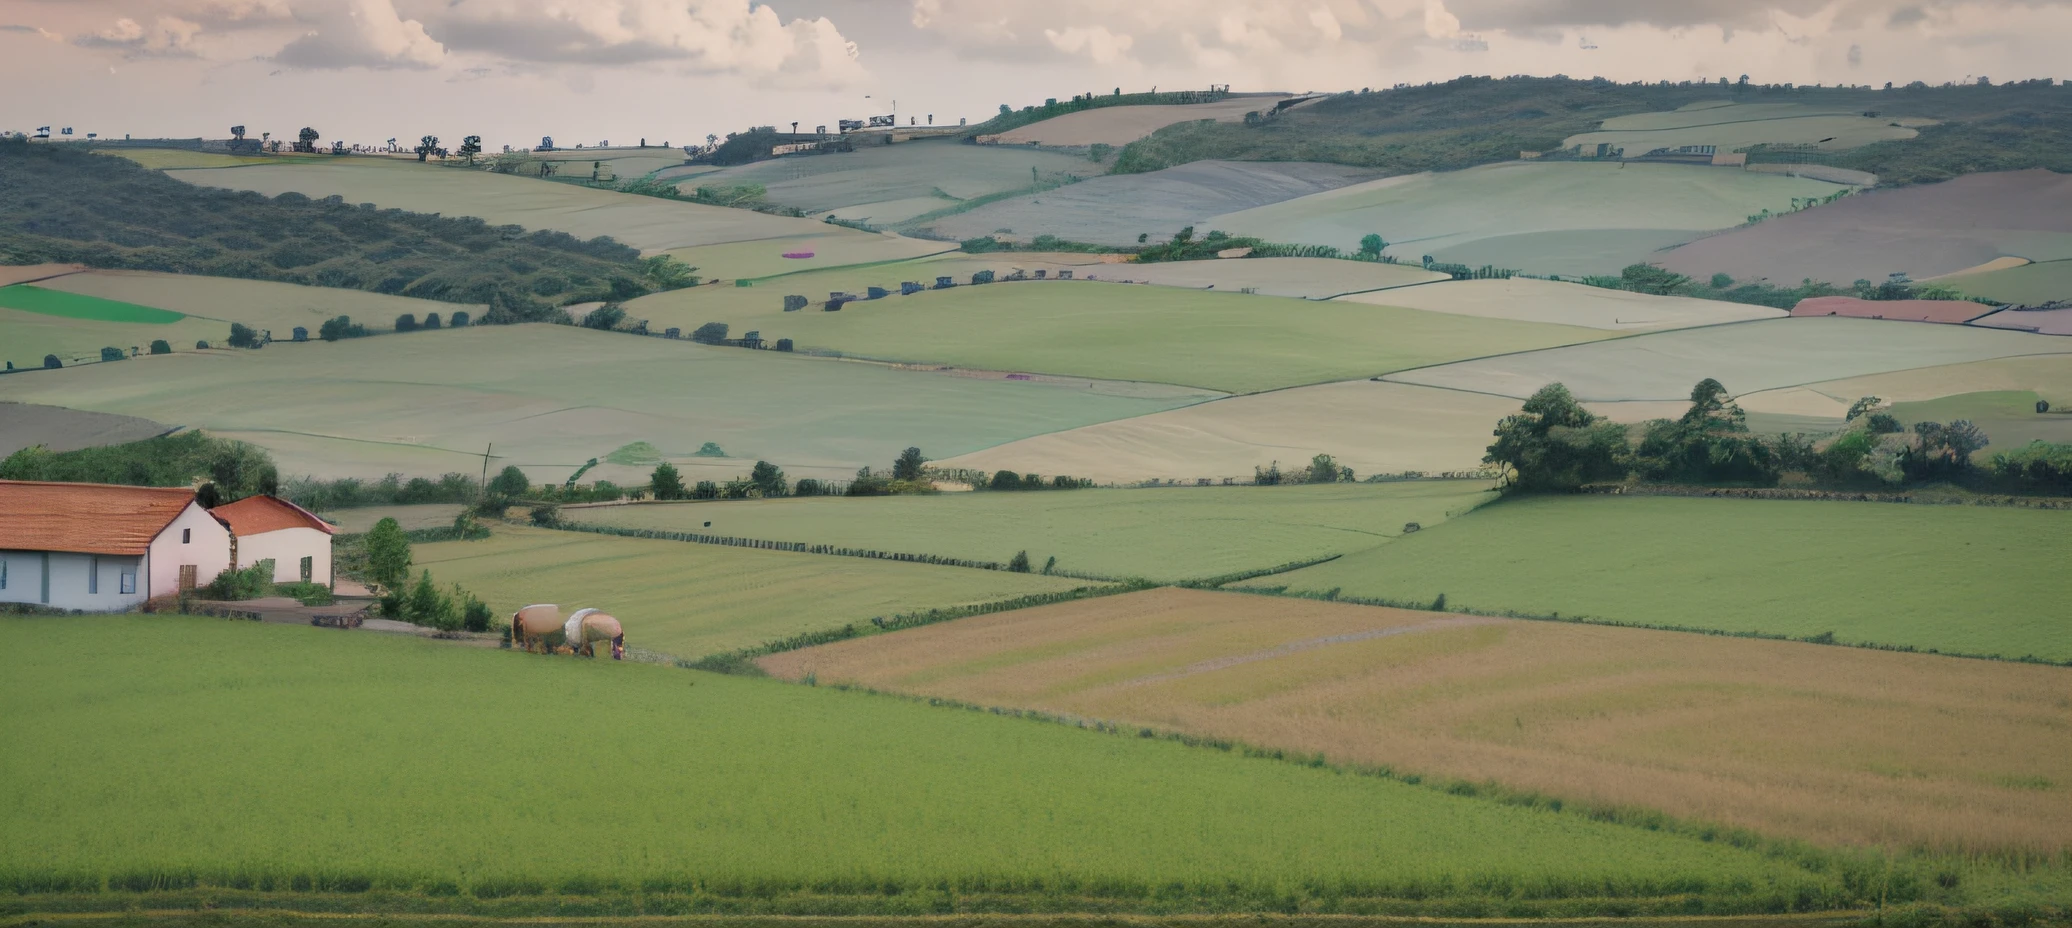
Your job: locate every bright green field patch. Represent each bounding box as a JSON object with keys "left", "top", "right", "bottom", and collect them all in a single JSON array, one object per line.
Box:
[
  {"left": 1249, "top": 495, "right": 2071, "bottom": 661},
  {"left": 415, "top": 525, "right": 1083, "bottom": 659},
  {"left": 565, "top": 482, "right": 1497, "bottom": 583},
  {"left": 0, "top": 614, "right": 1844, "bottom": 907},
  {"left": 0, "top": 285, "right": 184, "bottom": 323}
]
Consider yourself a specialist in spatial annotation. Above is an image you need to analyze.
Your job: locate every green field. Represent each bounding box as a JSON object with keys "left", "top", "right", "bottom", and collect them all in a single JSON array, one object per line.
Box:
[
  {"left": 623, "top": 280, "right": 1612, "bottom": 394},
  {"left": 1, "top": 614, "right": 1867, "bottom": 912},
  {"left": 1949, "top": 259, "right": 2072, "bottom": 305},
  {"left": 0, "top": 285, "right": 184, "bottom": 323},
  {"left": 414, "top": 525, "right": 1084, "bottom": 659},
  {"left": 1886, "top": 390, "right": 2072, "bottom": 455},
  {"left": 565, "top": 482, "right": 1496, "bottom": 583},
  {"left": 1246, "top": 495, "right": 2071, "bottom": 661},
  {"left": 0, "top": 324, "right": 1208, "bottom": 483}
]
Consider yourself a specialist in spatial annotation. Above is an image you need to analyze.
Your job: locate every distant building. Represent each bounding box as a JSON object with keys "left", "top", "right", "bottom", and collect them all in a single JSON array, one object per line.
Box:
[
  {"left": 210, "top": 495, "right": 336, "bottom": 587},
  {"left": 0, "top": 481, "right": 232, "bottom": 610}
]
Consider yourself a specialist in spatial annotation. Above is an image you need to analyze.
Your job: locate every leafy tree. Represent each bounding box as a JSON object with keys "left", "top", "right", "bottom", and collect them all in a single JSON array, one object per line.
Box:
[
  {"left": 689, "top": 322, "right": 729, "bottom": 344},
  {"left": 395, "top": 313, "right": 419, "bottom": 332},
  {"left": 529, "top": 502, "right": 560, "bottom": 526},
  {"left": 318, "top": 316, "right": 366, "bottom": 341},
  {"left": 228, "top": 323, "right": 261, "bottom": 348},
  {"left": 694, "top": 442, "right": 726, "bottom": 457},
  {"left": 893, "top": 446, "right": 927, "bottom": 481},
  {"left": 989, "top": 469, "right": 1022, "bottom": 490},
  {"left": 458, "top": 135, "right": 483, "bottom": 164},
  {"left": 296, "top": 127, "right": 319, "bottom": 153},
  {"left": 449, "top": 311, "right": 470, "bottom": 327},
  {"left": 750, "top": 460, "right": 787, "bottom": 497},
  {"left": 364, "top": 517, "right": 412, "bottom": 594},
  {"left": 1007, "top": 550, "right": 1032, "bottom": 573},
  {"left": 1709, "top": 272, "right": 1735, "bottom": 289},
  {"left": 488, "top": 465, "right": 531, "bottom": 499},
  {"left": 423, "top": 312, "right": 441, "bottom": 330},
  {"left": 1618, "top": 263, "right": 1692, "bottom": 295},
  {"left": 1021, "top": 473, "right": 1046, "bottom": 490},
  {"left": 640, "top": 254, "right": 700, "bottom": 289},
  {"left": 1865, "top": 412, "right": 1902, "bottom": 434},
  {"left": 650, "top": 461, "right": 687, "bottom": 500},
  {"left": 1358, "top": 234, "right": 1386, "bottom": 258},
  {"left": 1631, "top": 378, "right": 1777, "bottom": 485},
  {"left": 794, "top": 477, "right": 826, "bottom": 496},
  {"left": 406, "top": 570, "right": 462, "bottom": 631},
  {"left": 42, "top": 354, "right": 60, "bottom": 369},
  {"left": 99, "top": 346, "right": 124, "bottom": 362},
  {"left": 415, "top": 135, "right": 439, "bottom": 162},
  {"left": 1845, "top": 396, "right": 1883, "bottom": 422},
  {"left": 692, "top": 480, "right": 719, "bottom": 499},
  {"left": 1306, "top": 453, "right": 1347, "bottom": 484},
  {"left": 1901, "top": 420, "right": 1990, "bottom": 480},
  {"left": 1485, "top": 383, "right": 1629, "bottom": 491},
  {"left": 581, "top": 304, "right": 626, "bottom": 331},
  {"left": 459, "top": 588, "right": 493, "bottom": 632},
  {"left": 149, "top": 339, "right": 171, "bottom": 355}
]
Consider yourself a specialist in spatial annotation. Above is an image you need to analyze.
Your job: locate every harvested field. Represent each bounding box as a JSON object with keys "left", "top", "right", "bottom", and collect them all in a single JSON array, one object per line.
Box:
[
  {"left": 1382, "top": 316, "right": 2072, "bottom": 401},
  {"left": 1562, "top": 102, "right": 1920, "bottom": 156},
  {"left": 1764, "top": 354, "right": 2072, "bottom": 407},
  {"left": 1337, "top": 278, "right": 1785, "bottom": 331},
  {"left": 762, "top": 586, "right": 2072, "bottom": 853},
  {"left": 1973, "top": 306, "right": 2072, "bottom": 336},
  {"left": 1884, "top": 390, "right": 2072, "bottom": 453},
  {"left": 416, "top": 525, "right": 1082, "bottom": 659},
  {"left": 0, "top": 402, "right": 170, "bottom": 457},
  {"left": 661, "top": 233, "right": 953, "bottom": 281},
  {"left": 1656, "top": 169, "right": 2072, "bottom": 284},
  {"left": 1790, "top": 295, "right": 1997, "bottom": 324},
  {"left": 325, "top": 504, "right": 462, "bottom": 534},
  {"left": 2, "top": 615, "right": 1849, "bottom": 913},
  {"left": 98, "top": 149, "right": 283, "bottom": 170},
  {"left": 1949, "top": 259, "right": 2072, "bottom": 307},
  {"left": 938, "top": 380, "right": 1522, "bottom": 483},
  {"left": 565, "top": 482, "right": 1494, "bottom": 583},
  {"left": 1209, "top": 162, "right": 1849, "bottom": 276},
  {"left": 921, "top": 160, "right": 1382, "bottom": 247},
  {"left": 681, "top": 142, "right": 1099, "bottom": 222},
  {"left": 0, "top": 324, "right": 1202, "bottom": 484},
  {"left": 620, "top": 280, "right": 1612, "bottom": 394},
  {"left": 1091, "top": 257, "right": 1446, "bottom": 299},
  {"left": 0, "top": 263, "right": 83, "bottom": 287},
  {"left": 991, "top": 97, "right": 1289, "bottom": 146},
  {"left": 1249, "top": 494, "right": 2070, "bottom": 660},
  {"left": 169, "top": 158, "right": 866, "bottom": 252}
]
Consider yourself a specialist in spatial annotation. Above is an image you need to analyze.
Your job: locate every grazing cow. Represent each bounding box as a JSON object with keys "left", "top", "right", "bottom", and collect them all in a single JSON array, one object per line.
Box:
[
  {"left": 564, "top": 608, "right": 625, "bottom": 660},
  {"left": 511, "top": 604, "right": 563, "bottom": 653}
]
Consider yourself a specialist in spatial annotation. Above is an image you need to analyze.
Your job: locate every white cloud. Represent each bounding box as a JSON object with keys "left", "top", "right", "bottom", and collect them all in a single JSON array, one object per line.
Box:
[
  {"left": 1043, "top": 25, "right": 1135, "bottom": 65},
  {"left": 75, "top": 15, "right": 205, "bottom": 57},
  {"left": 274, "top": 0, "right": 444, "bottom": 69}
]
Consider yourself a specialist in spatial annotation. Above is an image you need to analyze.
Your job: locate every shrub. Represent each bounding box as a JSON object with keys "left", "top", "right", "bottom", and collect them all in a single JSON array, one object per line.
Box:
[
  {"left": 794, "top": 477, "right": 826, "bottom": 496},
  {"left": 423, "top": 312, "right": 442, "bottom": 330},
  {"left": 650, "top": 462, "right": 687, "bottom": 500},
  {"left": 750, "top": 460, "right": 787, "bottom": 497},
  {"left": 1007, "top": 550, "right": 1031, "bottom": 573},
  {"left": 318, "top": 316, "right": 366, "bottom": 341},
  {"left": 893, "top": 447, "right": 927, "bottom": 482},
  {"left": 461, "top": 590, "right": 493, "bottom": 633},
  {"left": 695, "top": 442, "right": 726, "bottom": 457},
  {"left": 205, "top": 559, "right": 274, "bottom": 601},
  {"left": 581, "top": 304, "right": 626, "bottom": 331},
  {"left": 42, "top": 354, "right": 60, "bottom": 369},
  {"left": 487, "top": 465, "right": 531, "bottom": 499},
  {"left": 989, "top": 470, "right": 1022, "bottom": 490},
  {"left": 99, "top": 346, "right": 124, "bottom": 362},
  {"left": 228, "top": 322, "right": 261, "bottom": 348},
  {"left": 689, "top": 322, "right": 729, "bottom": 344},
  {"left": 2040, "top": 399, "right": 2053, "bottom": 414},
  {"left": 449, "top": 310, "right": 470, "bottom": 327},
  {"left": 395, "top": 313, "right": 419, "bottom": 332},
  {"left": 363, "top": 518, "right": 412, "bottom": 594},
  {"left": 148, "top": 340, "right": 171, "bottom": 355},
  {"left": 774, "top": 338, "right": 794, "bottom": 352},
  {"left": 528, "top": 503, "right": 560, "bottom": 527},
  {"left": 692, "top": 480, "right": 719, "bottom": 499},
  {"left": 194, "top": 341, "right": 209, "bottom": 350}
]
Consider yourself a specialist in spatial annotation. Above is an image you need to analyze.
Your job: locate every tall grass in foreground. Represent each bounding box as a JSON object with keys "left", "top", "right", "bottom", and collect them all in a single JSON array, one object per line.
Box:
[{"left": 2, "top": 615, "right": 1870, "bottom": 916}]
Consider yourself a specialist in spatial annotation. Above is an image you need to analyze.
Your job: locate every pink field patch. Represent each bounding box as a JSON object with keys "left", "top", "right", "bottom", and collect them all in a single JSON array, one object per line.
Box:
[
  {"left": 1789, "top": 296, "right": 1995, "bottom": 325},
  {"left": 782, "top": 251, "right": 815, "bottom": 259}
]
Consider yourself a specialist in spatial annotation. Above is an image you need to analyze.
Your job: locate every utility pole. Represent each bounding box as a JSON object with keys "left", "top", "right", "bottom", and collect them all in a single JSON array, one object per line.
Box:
[{"left": 478, "top": 443, "right": 493, "bottom": 496}]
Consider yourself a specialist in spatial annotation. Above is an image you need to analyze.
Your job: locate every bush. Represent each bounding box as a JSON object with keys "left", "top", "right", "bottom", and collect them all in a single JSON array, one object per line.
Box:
[
  {"left": 794, "top": 477, "right": 826, "bottom": 496},
  {"left": 461, "top": 590, "right": 493, "bottom": 633},
  {"left": 581, "top": 304, "right": 626, "bottom": 331},
  {"left": 205, "top": 559, "right": 275, "bottom": 601},
  {"left": 195, "top": 341, "right": 209, "bottom": 350},
  {"left": 692, "top": 480, "right": 719, "bottom": 499},
  {"left": 395, "top": 313, "right": 419, "bottom": 332},
  {"left": 99, "top": 346, "right": 124, "bottom": 362},
  {"left": 695, "top": 442, "right": 726, "bottom": 457},
  {"left": 528, "top": 502, "right": 560, "bottom": 526},
  {"left": 449, "top": 310, "right": 470, "bottom": 327},
  {"left": 1007, "top": 550, "right": 1031, "bottom": 573},
  {"left": 689, "top": 322, "right": 729, "bottom": 344},
  {"left": 148, "top": 340, "right": 171, "bottom": 355},
  {"left": 989, "top": 470, "right": 1022, "bottom": 490},
  {"left": 41, "top": 354, "right": 59, "bottom": 369},
  {"left": 774, "top": 338, "right": 794, "bottom": 352},
  {"left": 650, "top": 462, "right": 687, "bottom": 500},
  {"left": 2039, "top": 399, "right": 2052, "bottom": 414},
  {"left": 404, "top": 570, "right": 460, "bottom": 631},
  {"left": 750, "top": 460, "right": 787, "bottom": 497},
  {"left": 318, "top": 316, "right": 366, "bottom": 341},
  {"left": 228, "top": 322, "right": 261, "bottom": 348},
  {"left": 423, "top": 312, "right": 441, "bottom": 330}
]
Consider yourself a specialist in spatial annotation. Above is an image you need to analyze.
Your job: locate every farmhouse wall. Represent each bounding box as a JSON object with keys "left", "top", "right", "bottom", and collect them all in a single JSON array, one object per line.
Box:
[
  {"left": 0, "top": 550, "right": 147, "bottom": 611},
  {"left": 236, "top": 526, "right": 333, "bottom": 586},
  {"left": 147, "top": 503, "right": 233, "bottom": 599}
]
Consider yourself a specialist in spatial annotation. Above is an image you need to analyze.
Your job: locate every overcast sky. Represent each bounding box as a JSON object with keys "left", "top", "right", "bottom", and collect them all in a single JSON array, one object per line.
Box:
[{"left": 2, "top": 0, "right": 2066, "bottom": 149}]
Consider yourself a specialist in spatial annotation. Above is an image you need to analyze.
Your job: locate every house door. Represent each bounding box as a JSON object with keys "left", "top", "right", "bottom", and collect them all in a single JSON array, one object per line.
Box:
[
  {"left": 300, "top": 556, "right": 313, "bottom": 583},
  {"left": 178, "top": 565, "right": 198, "bottom": 591}
]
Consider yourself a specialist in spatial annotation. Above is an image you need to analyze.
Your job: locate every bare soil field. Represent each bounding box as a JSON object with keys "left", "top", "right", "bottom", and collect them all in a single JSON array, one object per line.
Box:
[
  {"left": 1948, "top": 259, "right": 2072, "bottom": 307},
  {"left": 922, "top": 160, "right": 1382, "bottom": 247},
  {"left": 1338, "top": 278, "right": 1785, "bottom": 331},
  {"left": 761, "top": 586, "right": 2072, "bottom": 854},
  {"left": 991, "top": 97, "right": 1289, "bottom": 146},
  {"left": 0, "top": 401, "right": 170, "bottom": 456},
  {"left": 1790, "top": 295, "right": 1997, "bottom": 324},
  {"left": 0, "top": 324, "right": 1202, "bottom": 484},
  {"left": 0, "top": 264, "right": 84, "bottom": 287},
  {"left": 682, "top": 142, "right": 1100, "bottom": 223},
  {"left": 1562, "top": 101, "right": 1920, "bottom": 157},
  {"left": 169, "top": 159, "right": 870, "bottom": 253},
  {"left": 1209, "top": 162, "right": 1849, "bottom": 277},
  {"left": 1382, "top": 316, "right": 2072, "bottom": 401},
  {"left": 1656, "top": 169, "right": 2072, "bottom": 284},
  {"left": 937, "top": 380, "right": 1521, "bottom": 482},
  {"left": 1096, "top": 257, "right": 1446, "bottom": 298}
]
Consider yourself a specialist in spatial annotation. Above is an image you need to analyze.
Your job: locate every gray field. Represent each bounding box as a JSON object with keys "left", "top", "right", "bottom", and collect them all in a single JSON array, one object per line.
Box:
[
  {"left": 0, "top": 402, "right": 171, "bottom": 457},
  {"left": 922, "top": 161, "right": 1382, "bottom": 246}
]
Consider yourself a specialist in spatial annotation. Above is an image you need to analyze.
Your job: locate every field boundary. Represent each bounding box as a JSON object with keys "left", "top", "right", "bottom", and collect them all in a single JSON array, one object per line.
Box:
[
  {"left": 549, "top": 520, "right": 1125, "bottom": 582},
  {"left": 1579, "top": 483, "right": 2072, "bottom": 508}
]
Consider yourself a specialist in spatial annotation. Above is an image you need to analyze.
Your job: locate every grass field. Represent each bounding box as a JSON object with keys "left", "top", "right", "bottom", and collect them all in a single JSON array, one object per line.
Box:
[
  {"left": 0, "top": 615, "right": 1860, "bottom": 914},
  {"left": 98, "top": 149, "right": 289, "bottom": 170},
  {"left": 0, "top": 284, "right": 184, "bottom": 323},
  {"left": 621, "top": 280, "right": 1613, "bottom": 394},
  {"left": 1338, "top": 278, "right": 1785, "bottom": 331},
  {"left": 659, "top": 233, "right": 954, "bottom": 281},
  {"left": 1561, "top": 102, "right": 1921, "bottom": 157},
  {"left": 168, "top": 158, "right": 874, "bottom": 253},
  {"left": 1795, "top": 354, "right": 2072, "bottom": 407},
  {"left": 1382, "top": 316, "right": 2072, "bottom": 401},
  {"left": 1245, "top": 495, "right": 2071, "bottom": 661},
  {"left": 0, "top": 324, "right": 1208, "bottom": 483},
  {"left": 993, "top": 97, "right": 1288, "bottom": 145},
  {"left": 563, "top": 482, "right": 1495, "bottom": 583},
  {"left": 1207, "top": 162, "right": 1851, "bottom": 276},
  {"left": 1885, "top": 390, "right": 2072, "bottom": 453},
  {"left": 1950, "top": 259, "right": 2072, "bottom": 306},
  {"left": 763, "top": 587, "right": 2071, "bottom": 854},
  {"left": 938, "top": 380, "right": 1521, "bottom": 483},
  {"left": 681, "top": 141, "right": 1100, "bottom": 224},
  {"left": 414, "top": 526, "right": 1083, "bottom": 659}
]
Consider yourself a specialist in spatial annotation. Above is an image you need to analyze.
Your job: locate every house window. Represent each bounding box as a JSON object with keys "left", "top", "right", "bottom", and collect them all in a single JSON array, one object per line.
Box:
[
  {"left": 182, "top": 528, "right": 191, "bottom": 544},
  {"left": 120, "top": 571, "right": 136, "bottom": 595},
  {"left": 88, "top": 556, "right": 99, "bottom": 594},
  {"left": 1, "top": 559, "right": 7, "bottom": 590},
  {"left": 300, "top": 556, "right": 313, "bottom": 583}
]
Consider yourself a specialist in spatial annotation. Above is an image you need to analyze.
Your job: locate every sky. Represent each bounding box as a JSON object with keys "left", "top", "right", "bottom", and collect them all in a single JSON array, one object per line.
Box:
[{"left": 1, "top": 0, "right": 2066, "bottom": 150}]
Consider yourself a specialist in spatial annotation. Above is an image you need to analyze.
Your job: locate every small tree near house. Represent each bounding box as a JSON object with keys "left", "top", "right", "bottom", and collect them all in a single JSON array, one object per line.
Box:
[{"left": 650, "top": 462, "right": 687, "bottom": 500}]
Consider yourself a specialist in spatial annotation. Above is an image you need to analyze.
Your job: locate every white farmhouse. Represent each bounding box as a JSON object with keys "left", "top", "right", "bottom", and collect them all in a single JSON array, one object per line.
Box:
[
  {"left": 210, "top": 495, "right": 336, "bottom": 586},
  {"left": 0, "top": 480, "right": 233, "bottom": 611}
]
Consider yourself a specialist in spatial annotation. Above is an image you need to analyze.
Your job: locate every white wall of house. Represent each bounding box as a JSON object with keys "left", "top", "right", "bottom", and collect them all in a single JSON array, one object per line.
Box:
[
  {"left": 146, "top": 502, "right": 233, "bottom": 599},
  {"left": 0, "top": 550, "right": 147, "bottom": 611},
  {"left": 236, "top": 527, "right": 333, "bottom": 586}
]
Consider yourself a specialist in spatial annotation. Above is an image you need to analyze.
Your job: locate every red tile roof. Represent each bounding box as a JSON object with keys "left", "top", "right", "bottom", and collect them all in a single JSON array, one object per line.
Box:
[
  {"left": 0, "top": 480, "right": 204, "bottom": 556},
  {"left": 210, "top": 495, "right": 336, "bottom": 536}
]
